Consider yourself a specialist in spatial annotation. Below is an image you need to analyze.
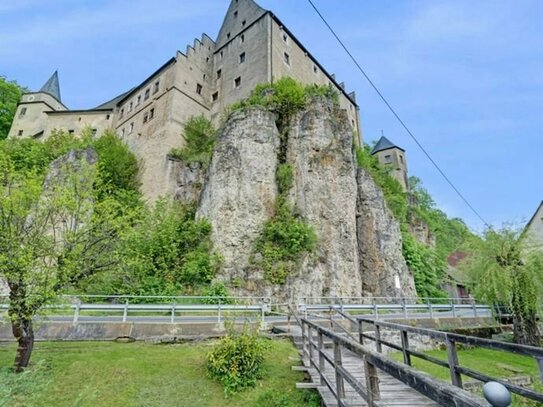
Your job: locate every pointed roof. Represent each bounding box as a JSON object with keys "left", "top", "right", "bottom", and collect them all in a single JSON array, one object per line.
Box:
[
  {"left": 39, "top": 71, "right": 61, "bottom": 102},
  {"left": 215, "top": 0, "right": 267, "bottom": 49},
  {"left": 370, "top": 136, "right": 405, "bottom": 155}
]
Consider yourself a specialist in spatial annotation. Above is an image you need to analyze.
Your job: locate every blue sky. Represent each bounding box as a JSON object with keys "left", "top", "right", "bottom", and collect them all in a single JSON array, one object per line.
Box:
[{"left": 1, "top": 0, "right": 542, "bottom": 231}]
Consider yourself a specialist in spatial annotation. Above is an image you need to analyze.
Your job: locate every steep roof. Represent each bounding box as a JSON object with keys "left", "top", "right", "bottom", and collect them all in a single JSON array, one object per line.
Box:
[
  {"left": 370, "top": 136, "right": 405, "bottom": 155},
  {"left": 93, "top": 89, "right": 134, "bottom": 110},
  {"left": 215, "top": 0, "right": 267, "bottom": 49},
  {"left": 39, "top": 71, "right": 61, "bottom": 102},
  {"left": 524, "top": 201, "right": 543, "bottom": 233}
]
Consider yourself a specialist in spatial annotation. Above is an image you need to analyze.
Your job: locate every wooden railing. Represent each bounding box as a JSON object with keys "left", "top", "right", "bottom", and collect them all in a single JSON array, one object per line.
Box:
[
  {"left": 299, "top": 316, "right": 489, "bottom": 407},
  {"left": 350, "top": 313, "right": 543, "bottom": 404}
]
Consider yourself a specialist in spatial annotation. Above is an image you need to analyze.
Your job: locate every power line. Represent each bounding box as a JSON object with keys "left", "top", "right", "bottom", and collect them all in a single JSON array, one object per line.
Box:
[{"left": 306, "top": 0, "right": 491, "bottom": 228}]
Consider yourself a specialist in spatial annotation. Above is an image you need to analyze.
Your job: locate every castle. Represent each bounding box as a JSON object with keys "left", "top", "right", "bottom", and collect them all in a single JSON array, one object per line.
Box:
[{"left": 9, "top": 0, "right": 361, "bottom": 200}]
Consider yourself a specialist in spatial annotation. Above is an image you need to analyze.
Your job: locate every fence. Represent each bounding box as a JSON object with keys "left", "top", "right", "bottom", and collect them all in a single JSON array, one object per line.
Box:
[{"left": 351, "top": 313, "right": 543, "bottom": 404}]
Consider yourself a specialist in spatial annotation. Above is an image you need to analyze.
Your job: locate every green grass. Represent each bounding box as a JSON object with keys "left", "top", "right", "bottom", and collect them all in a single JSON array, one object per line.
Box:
[
  {"left": 391, "top": 347, "right": 541, "bottom": 406},
  {"left": 0, "top": 339, "right": 319, "bottom": 407}
]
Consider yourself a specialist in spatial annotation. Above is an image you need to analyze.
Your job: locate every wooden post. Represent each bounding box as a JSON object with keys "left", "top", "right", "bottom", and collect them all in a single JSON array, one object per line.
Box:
[
  {"left": 400, "top": 329, "right": 411, "bottom": 366},
  {"left": 318, "top": 331, "right": 325, "bottom": 385},
  {"left": 535, "top": 356, "right": 543, "bottom": 385},
  {"left": 308, "top": 325, "right": 313, "bottom": 364},
  {"left": 364, "top": 357, "right": 380, "bottom": 406},
  {"left": 358, "top": 319, "right": 364, "bottom": 345},
  {"left": 446, "top": 337, "right": 463, "bottom": 388},
  {"left": 333, "top": 341, "right": 345, "bottom": 403},
  {"left": 375, "top": 323, "right": 382, "bottom": 353}
]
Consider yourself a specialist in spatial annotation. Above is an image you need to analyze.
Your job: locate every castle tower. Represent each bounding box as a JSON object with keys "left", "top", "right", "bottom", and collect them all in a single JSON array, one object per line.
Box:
[
  {"left": 8, "top": 71, "right": 68, "bottom": 139},
  {"left": 370, "top": 136, "right": 409, "bottom": 192}
]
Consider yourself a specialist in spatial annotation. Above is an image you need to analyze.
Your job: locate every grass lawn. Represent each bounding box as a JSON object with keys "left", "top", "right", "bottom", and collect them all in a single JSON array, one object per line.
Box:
[
  {"left": 391, "top": 347, "right": 542, "bottom": 407},
  {"left": 0, "top": 339, "right": 319, "bottom": 407}
]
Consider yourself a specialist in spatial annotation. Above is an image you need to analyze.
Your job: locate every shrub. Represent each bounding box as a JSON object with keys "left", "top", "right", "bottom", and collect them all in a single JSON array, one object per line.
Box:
[
  {"left": 206, "top": 329, "right": 268, "bottom": 395},
  {"left": 276, "top": 163, "right": 293, "bottom": 193},
  {"left": 201, "top": 282, "right": 232, "bottom": 304},
  {"left": 170, "top": 115, "right": 216, "bottom": 165}
]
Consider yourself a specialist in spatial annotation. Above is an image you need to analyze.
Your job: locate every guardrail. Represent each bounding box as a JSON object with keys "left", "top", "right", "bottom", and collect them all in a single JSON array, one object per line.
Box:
[
  {"left": 298, "top": 300, "right": 492, "bottom": 320},
  {"left": 351, "top": 314, "right": 543, "bottom": 404},
  {"left": 300, "top": 317, "right": 489, "bottom": 407},
  {"left": 0, "top": 295, "right": 272, "bottom": 325}
]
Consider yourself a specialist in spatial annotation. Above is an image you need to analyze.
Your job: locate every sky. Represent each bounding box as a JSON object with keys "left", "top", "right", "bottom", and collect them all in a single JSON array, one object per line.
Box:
[{"left": 1, "top": 0, "right": 542, "bottom": 231}]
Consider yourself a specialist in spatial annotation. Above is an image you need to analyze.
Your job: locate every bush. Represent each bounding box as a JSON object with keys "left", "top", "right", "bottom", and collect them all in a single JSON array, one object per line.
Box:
[
  {"left": 170, "top": 116, "right": 216, "bottom": 165},
  {"left": 206, "top": 329, "right": 269, "bottom": 395},
  {"left": 201, "top": 282, "right": 232, "bottom": 304}
]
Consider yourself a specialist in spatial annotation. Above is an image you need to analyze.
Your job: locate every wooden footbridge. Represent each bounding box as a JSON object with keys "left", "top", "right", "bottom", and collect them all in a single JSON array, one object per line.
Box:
[{"left": 286, "top": 306, "right": 543, "bottom": 407}]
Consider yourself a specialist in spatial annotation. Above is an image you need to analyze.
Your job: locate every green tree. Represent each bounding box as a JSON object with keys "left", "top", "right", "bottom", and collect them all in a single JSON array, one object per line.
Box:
[
  {"left": 169, "top": 116, "right": 216, "bottom": 165},
  {"left": 0, "top": 151, "right": 128, "bottom": 371},
  {"left": 460, "top": 225, "right": 543, "bottom": 346},
  {"left": 0, "top": 76, "right": 26, "bottom": 140}
]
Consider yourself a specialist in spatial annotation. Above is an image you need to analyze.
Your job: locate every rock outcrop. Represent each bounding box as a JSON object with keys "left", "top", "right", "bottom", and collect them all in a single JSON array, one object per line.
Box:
[
  {"left": 357, "top": 168, "right": 416, "bottom": 298},
  {"left": 197, "top": 107, "right": 280, "bottom": 284},
  {"left": 175, "top": 100, "right": 416, "bottom": 301},
  {"left": 168, "top": 159, "right": 206, "bottom": 204}
]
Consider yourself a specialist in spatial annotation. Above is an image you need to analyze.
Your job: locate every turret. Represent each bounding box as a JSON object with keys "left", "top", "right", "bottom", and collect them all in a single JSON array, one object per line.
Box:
[
  {"left": 8, "top": 71, "right": 67, "bottom": 139},
  {"left": 370, "top": 136, "right": 409, "bottom": 192}
]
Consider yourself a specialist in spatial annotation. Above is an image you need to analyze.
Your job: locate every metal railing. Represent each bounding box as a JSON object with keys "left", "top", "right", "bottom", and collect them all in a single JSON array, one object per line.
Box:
[
  {"left": 299, "top": 316, "right": 489, "bottom": 407},
  {"left": 0, "top": 295, "right": 272, "bottom": 325},
  {"left": 298, "top": 297, "right": 491, "bottom": 320}
]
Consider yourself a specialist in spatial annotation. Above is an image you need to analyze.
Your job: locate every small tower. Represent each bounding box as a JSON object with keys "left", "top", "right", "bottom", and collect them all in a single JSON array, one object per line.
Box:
[
  {"left": 8, "top": 71, "right": 67, "bottom": 139},
  {"left": 370, "top": 136, "right": 409, "bottom": 192}
]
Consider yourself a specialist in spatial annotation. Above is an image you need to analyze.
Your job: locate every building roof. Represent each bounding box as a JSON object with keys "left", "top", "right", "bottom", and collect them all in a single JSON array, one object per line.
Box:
[
  {"left": 93, "top": 89, "right": 134, "bottom": 110},
  {"left": 370, "top": 136, "right": 404, "bottom": 155},
  {"left": 39, "top": 71, "right": 61, "bottom": 102},
  {"left": 215, "top": 0, "right": 267, "bottom": 49}
]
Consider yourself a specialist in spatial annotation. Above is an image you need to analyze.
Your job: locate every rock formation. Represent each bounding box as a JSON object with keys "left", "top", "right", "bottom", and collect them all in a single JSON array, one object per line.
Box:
[{"left": 174, "top": 99, "right": 416, "bottom": 301}]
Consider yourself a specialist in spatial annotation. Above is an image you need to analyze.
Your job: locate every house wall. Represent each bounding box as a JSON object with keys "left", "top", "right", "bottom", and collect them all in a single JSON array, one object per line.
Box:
[
  {"left": 525, "top": 204, "right": 543, "bottom": 250},
  {"left": 8, "top": 93, "right": 67, "bottom": 138}
]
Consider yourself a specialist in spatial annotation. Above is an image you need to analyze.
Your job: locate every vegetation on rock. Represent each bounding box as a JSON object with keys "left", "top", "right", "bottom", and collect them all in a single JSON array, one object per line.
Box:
[{"left": 169, "top": 115, "right": 216, "bottom": 165}]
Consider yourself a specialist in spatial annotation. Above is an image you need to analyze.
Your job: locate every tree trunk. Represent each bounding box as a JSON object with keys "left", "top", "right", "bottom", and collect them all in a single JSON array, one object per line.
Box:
[
  {"left": 11, "top": 317, "right": 34, "bottom": 372},
  {"left": 512, "top": 311, "right": 540, "bottom": 347}
]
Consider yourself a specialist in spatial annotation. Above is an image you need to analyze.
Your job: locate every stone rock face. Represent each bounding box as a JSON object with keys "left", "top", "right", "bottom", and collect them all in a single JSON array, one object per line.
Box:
[
  {"left": 168, "top": 159, "right": 206, "bottom": 204},
  {"left": 356, "top": 168, "right": 417, "bottom": 298},
  {"left": 408, "top": 216, "right": 436, "bottom": 248},
  {"left": 193, "top": 100, "right": 416, "bottom": 301},
  {"left": 283, "top": 100, "right": 360, "bottom": 300},
  {"left": 44, "top": 147, "right": 98, "bottom": 189},
  {"left": 197, "top": 107, "right": 280, "bottom": 283}
]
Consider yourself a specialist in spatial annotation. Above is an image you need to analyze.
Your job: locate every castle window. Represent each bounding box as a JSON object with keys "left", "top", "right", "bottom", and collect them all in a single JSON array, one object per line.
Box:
[
  {"left": 234, "top": 10, "right": 238, "bottom": 18},
  {"left": 284, "top": 52, "right": 290, "bottom": 65},
  {"left": 196, "top": 83, "right": 203, "bottom": 94},
  {"left": 106, "top": 114, "right": 110, "bottom": 120},
  {"left": 206, "top": 57, "right": 209, "bottom": 63},
  {"left": 220, "top": 51, "right": 223, "bottom": 60},
  {"left": 217, "top": 69, "right": 222, "bottom": 79},
  {"left": 313, "top": 65, "right": 318, "bottom": 74},
  {"left": 212, "top": 91, "right": 219, "bottom": 101},
  {"left": 153, "top": 80, "right": 160, "bottom": 94},
  {"left": 144, "top": 89, "right": 150, "bottom": 101},
  {"left": 143, "top": 112, "right": 149, "bottom": 123},
  {"left": 234, "top": 76, "right": 241, "bottom": 88},
  {"left": 121, "top": 128, "right": 125, "bottom": 137},
  {"left": 242, "top": 19, "right": 246, "bottom": 27},
  {"left": 68, "top": 129, "right": 74, "bottom": 135},
  {"left": 19, "top": 107, "right": 27, "bottom": 117},
  {"left": 240, "top": 34, "right": 245, "bottom": 44},
  {"left": 128, "top": 102, "right": 133, "bottom": 112},
  {"left": 203, "top": 73, "right": 207, "bottom": 80},
  {"left": 137, "top": 95, "right": 141, "bottom": 105},
  {"left": 227, "top": 32, "right": 231, "bottom": 39},
  {"left": 384, "top": 154, "right": 392, "bottom": 164},
  {"left": 283, "top": 34, "right": 288, "bottom": 43},
  {"left": 150, "top": 108, "right": 155, "bottom": 120},
  {"left": 239, "top": 52, "right": 245, "bottom": 64},
  {"left": 129, "top": 122, "right": 134, "bottom": 134},
  {"left": 120, "top": 108, "right": 124, "bottom": 118},
  {"left": 400, "top": 155, "right": 404, "bottom": 163},
  {"left": 18, "top": 130, "right": 23, "bottom": 136},
  {"left": 91, "top": 128, "right": 97, "bottom": 137}
]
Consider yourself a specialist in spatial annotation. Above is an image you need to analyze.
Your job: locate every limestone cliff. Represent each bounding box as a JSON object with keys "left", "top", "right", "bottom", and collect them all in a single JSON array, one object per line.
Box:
[{"left": 174, "top": 100, "right": 416, "bottom": 300}]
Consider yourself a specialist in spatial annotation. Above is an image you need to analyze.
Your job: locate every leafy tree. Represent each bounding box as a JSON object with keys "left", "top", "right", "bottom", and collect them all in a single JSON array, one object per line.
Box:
[
  {"left": 0, "top": 151, "right": 128, "bottom": 371},
  {"left": 0, "top": 76, "right": 26, "bottom": 140},
  {"left": 460, "top": 225, "right": 543, "bottom": 346}
]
